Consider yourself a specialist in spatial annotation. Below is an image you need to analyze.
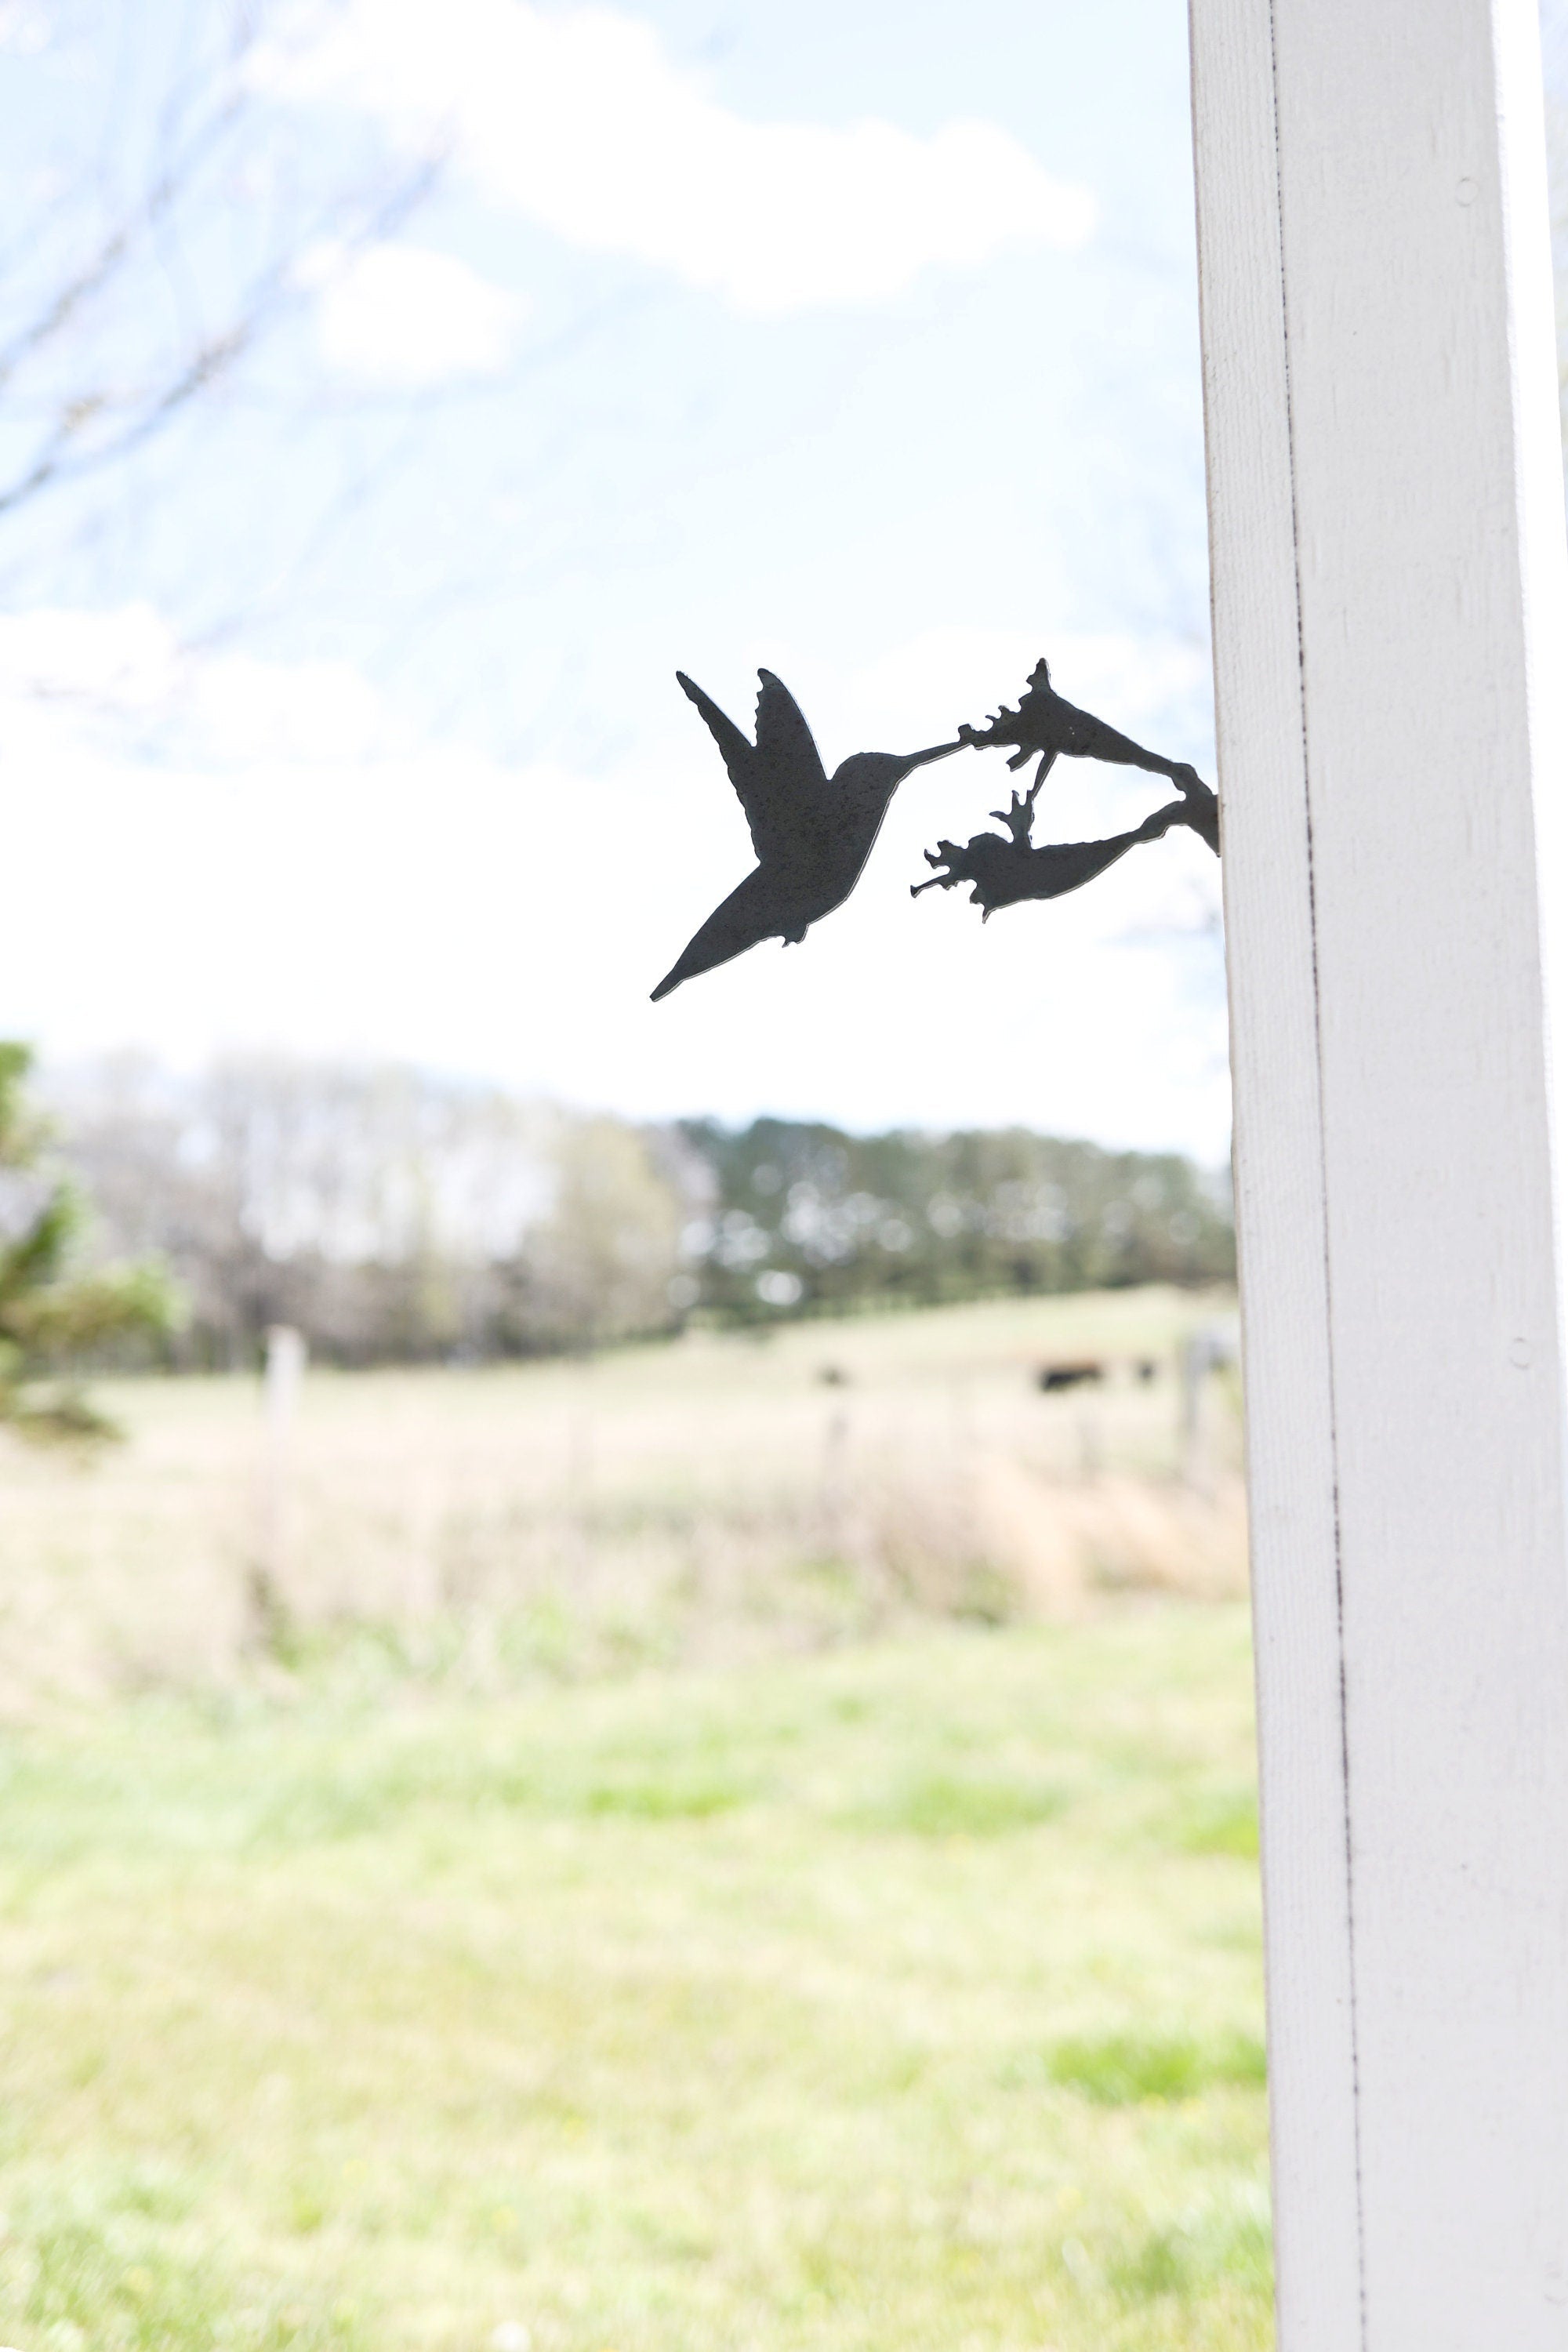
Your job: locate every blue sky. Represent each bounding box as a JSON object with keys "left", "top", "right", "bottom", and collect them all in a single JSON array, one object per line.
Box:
[{"left": 0, "top": 0, "right": 1232, "bottom": 1156}]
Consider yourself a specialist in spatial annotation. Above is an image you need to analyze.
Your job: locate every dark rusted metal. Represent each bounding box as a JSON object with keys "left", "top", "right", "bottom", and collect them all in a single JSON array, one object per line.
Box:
[
  {"left": 913, "top": 792, "right": 1198, "bottom": 920},
  {"left": 652, "top": 653, "right": 1218, "bottom": 998}
]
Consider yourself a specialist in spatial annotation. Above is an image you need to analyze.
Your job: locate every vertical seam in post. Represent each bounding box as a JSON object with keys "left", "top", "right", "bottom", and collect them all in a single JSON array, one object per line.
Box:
[{"left": 1265, "top": 1, "right": 1368, "bottom": 2339}]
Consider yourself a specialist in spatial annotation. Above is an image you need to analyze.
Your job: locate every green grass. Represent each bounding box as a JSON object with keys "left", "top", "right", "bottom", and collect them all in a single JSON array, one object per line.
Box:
[
  {"left": 1047, "top": 2029, "right": 1269, "bottom": 2105},
  {"left": 0, "top": 1604, "right": 1270, "bottom": 2351}
]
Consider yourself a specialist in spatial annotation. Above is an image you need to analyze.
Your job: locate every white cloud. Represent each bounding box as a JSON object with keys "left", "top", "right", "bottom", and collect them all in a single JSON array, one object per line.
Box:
[
  {"left": 0, "top": 2, "right": 50, "bottom": 58},
  {"left": 300, "top": 240, "right": 520, "bottom": 386},
  {"left": 0, "top": 604, "right": 396, "bottom": 761},
  {"left": 0, "top": 610, "right": 1228, "bottom": 1160},
  {"left": 263, "top": 0, "right": 1096, "bottom": 316}
]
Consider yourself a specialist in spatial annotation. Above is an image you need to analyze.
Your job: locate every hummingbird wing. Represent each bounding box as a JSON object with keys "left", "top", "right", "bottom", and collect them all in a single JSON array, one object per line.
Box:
[
  {"left": 654, "top": 670, "right": 837, "bottom": 1004},
  {"left": 751, "top": 671, "right": 831, "bottom": 855},
  {"left": 676, "top": 671, "right": 752, "bottom": 793},
  {"left": 675, "top": 670, "right": 832, "bottom": 868},
  {"left": 673, "top": 670, "right": 780, "bottom": 865}
]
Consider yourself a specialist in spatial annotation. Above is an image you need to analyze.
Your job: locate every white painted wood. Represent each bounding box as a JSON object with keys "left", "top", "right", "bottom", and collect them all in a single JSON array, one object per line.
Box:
[
  {"left": 1189, "top": 10, "right": 1362, "bottom": 2338},
  {"left": 1189, "top": 0, "right": 1568, "bottom": 2343}
]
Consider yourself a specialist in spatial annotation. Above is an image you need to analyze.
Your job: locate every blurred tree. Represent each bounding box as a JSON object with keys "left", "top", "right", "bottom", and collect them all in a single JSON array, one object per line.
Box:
[
  {"left": 677, "top": 1115, "right": 1234, "bottom": 1326},
  {"left": 506, "top": 1116, "right": 683, "bottom": 1352},
  {"left": 50, "top": 1055, "right": 688, "bottom": 1364},
  {"left": 46, "top": 1058, "right": 1235, "bottom": 1361},
  {"left": 0, "top": 1042, "right": 178, "bottom": 1438}
]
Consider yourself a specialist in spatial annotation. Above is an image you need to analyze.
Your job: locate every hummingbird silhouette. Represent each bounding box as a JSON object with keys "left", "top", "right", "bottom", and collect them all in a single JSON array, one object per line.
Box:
[{"left": 651, "top": 670, "right": 960, "bottom": 1002}]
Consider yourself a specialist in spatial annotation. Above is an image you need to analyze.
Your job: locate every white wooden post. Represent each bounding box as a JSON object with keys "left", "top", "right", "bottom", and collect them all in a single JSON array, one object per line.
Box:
[
  {"left": 1189, "top": 0, "right": 1568, "bottom": 2343},
  {"left": 262, "top": 1323, "right": 307, "bottom": 1584}
]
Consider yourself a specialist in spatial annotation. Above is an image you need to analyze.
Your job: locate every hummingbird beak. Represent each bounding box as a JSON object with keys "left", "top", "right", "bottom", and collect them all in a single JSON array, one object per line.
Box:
[{"left": 900, "top": 740, "right": 964, "bottom": 774}]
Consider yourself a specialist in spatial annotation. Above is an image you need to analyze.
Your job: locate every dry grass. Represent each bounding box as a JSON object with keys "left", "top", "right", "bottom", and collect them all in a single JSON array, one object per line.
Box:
[{"left": 0, "top": 1288, "right": 1244, "bottom": 1708}]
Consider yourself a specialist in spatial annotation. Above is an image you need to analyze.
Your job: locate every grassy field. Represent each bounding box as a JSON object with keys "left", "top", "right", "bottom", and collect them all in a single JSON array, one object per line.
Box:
[
  {"left": 0, "top": 1608, "right": 1267, "bottom": 2352},
  {"left": 0, "top": 1288, "right": 1243, "bottom": 1709},
  {"left": 0, "top": 1288, "right": 1265, "bottom": 2349}
]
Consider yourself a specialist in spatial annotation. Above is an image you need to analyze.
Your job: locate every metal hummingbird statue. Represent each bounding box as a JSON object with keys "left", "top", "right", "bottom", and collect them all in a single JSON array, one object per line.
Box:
[
  {"left": 650, "top": 652, "right": 1218, "bottom": 999},
  {"left": 651, "top": 670, "right": 960, "bottom": 1001}
]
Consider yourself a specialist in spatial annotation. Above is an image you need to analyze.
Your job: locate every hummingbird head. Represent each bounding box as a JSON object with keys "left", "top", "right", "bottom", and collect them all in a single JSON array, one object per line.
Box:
[{"left": 834, "top": 740, "right": 963, "bottom": 814}]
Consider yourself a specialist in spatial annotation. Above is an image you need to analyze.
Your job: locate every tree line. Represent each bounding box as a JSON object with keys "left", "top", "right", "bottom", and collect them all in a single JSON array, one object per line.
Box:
[
  {"left": 28, "top": 1052, "right": 1232, "bottom": 1372},
  {"left": 678, "top": 1114, "right": 1233, "bottom": 1327}
]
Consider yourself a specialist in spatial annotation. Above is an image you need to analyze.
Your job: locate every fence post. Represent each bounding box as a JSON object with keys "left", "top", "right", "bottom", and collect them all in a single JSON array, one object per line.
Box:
[
  {"left": 1189, "top": 0, "right": 1568, "bottom": 2341},
  {"left": 261, "top": 1323, "right": 307, "bottom": 1589}
]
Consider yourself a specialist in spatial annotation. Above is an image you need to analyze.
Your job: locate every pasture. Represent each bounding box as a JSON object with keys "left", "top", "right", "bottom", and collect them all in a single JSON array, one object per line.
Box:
[
  {"left": 0, "top": 1287, "right": 1243, "bottom": 1708},
  {"left": 0, "top": 1290, "right": 1266, "bottom": 2351}
]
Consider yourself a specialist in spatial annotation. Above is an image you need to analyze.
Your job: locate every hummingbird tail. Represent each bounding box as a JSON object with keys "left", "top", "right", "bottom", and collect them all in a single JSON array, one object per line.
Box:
[{"left": 651, "top": 871, "right": 779, "bottom": 1002}]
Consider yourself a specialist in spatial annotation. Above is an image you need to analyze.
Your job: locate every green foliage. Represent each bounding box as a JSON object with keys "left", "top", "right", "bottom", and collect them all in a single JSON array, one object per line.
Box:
[
  {"left": 1103, "top": 2187, "right": 1274, "bottom": 2307},
  {"left": 1174, "top": 1784, "right": 1261, "bottom": 1857},
  {"left": 679, "top": 1114, "right": 1235, "bottom": 1327},
  {"left": 579, "top": 1766, "right": 749, "bottom": 1819},
  {"left": 1048, "top": 2026, "right": 1268, "bottom": 2104},
  {"left": 11, "top": 2184, "right": 368, "bottom": 2348},
  {"left": 844, "top": 1769, "right": 1068, "bottom": 1837},
  {"left": 0, "top": 1044, "right": 179, "bottom": 1441}
]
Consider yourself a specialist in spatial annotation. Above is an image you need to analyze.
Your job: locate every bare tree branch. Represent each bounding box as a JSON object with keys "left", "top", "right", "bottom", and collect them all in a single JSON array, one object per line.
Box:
[{"left": 0, "top": 1, "right": 443, "bottom": 542}]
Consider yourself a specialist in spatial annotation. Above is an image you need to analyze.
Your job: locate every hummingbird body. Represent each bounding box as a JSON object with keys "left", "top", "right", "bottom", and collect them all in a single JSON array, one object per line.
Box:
[{"left": 651, "top": 672, "right": 958, "bottom": 1002}]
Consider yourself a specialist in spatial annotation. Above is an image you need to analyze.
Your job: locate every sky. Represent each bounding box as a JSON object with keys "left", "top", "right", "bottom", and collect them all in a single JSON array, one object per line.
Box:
[{"left": 0, "top": 0, "right": 1232, "bottom": 1158}]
